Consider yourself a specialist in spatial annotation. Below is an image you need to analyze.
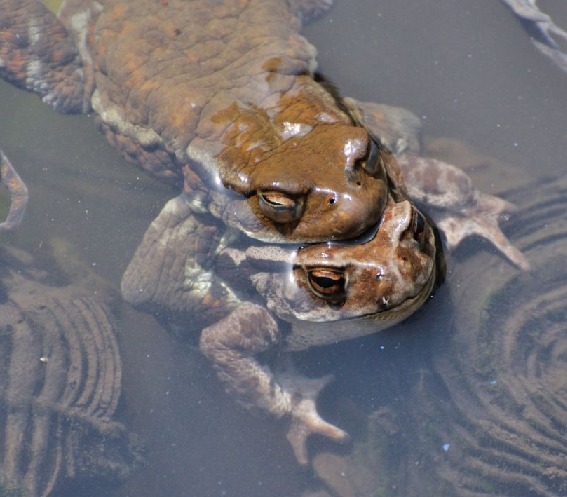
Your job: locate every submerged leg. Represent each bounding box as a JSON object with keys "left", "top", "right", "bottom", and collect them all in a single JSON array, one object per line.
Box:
[
  {"left": 0, "top": 151, "right": 28, "bottom": 232},
  {"left": 121, "top": 194, "right": 241, "bottom": 331},
  {"left": 501, "top": 0, "right": 567, "bottom": 74},
  {"left": 200, "top": 302, "right": 348, "bottom": 465},
  {"left": 396, "top": 153, "right": 529, "bottom": 270}
]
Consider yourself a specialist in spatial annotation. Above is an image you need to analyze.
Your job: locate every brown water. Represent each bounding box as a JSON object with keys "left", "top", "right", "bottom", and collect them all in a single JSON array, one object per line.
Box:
[{"left": 0, "top": 1, "right": 566, "bottom": 496}]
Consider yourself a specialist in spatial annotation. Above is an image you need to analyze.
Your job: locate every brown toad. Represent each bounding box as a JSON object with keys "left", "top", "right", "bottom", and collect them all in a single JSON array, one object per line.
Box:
[
  {"left": 0, "top": 0, "right": 527, "bottom": 269},
  {"left": 0, "top": 0, "right": 394, "bottom": 243},
  {"left": 122, "top": 185, "right": 440, "bottom": 464},
  {"left": 0, "top": 0, "right": 528, "bottom": 466},
  {"left": 0, "top": 0, "right": 526, "bottom": 261},
  {"left": 118, "top": 99, "right": 527, "bottom": 461}
]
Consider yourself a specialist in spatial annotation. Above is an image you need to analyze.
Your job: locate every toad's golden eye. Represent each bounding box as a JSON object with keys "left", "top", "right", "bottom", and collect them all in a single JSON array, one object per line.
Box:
[
  {"left": 307, "top": 268, "right": 346, "bottom": 300},
  {"left": 258, "top": 191, "right": 305, "bottom": 223}
]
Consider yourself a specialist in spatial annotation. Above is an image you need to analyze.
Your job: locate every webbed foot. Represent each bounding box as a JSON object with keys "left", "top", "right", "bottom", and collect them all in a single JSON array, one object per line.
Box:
[
  {"left": 397, "top": 154, "right": 530, "bottom": 270},
  {"left": 201, "top": 306, "right": 349, "bottom": 466},
  {"left": 279, "top": 371, "right": 348, "bottom": 465},
  {"left": 348, "top": 99, "right": 529, "bottom": 269},
  {"left": 436, "top": 190, "right": 529, "bottom": 270}
]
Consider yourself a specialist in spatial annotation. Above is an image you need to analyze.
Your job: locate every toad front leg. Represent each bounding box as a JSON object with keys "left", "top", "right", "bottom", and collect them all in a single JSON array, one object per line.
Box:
[
  {"left": 200, "top": 303, "right": 348, "bottom": 465},
  {"left": 122, "top": 196, "right": 347, "bottom": 464}
]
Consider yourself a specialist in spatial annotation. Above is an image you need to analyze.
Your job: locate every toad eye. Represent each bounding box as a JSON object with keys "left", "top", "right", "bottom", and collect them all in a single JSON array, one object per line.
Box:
[
  {"left": 258, "top": 191, "right": 305, "bottom": 223},
  {"left": 307, "top": 268, "right": 346, "bottom": 300}
]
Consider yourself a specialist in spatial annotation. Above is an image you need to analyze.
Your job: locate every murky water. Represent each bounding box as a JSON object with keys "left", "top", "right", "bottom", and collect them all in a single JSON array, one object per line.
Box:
[{"left": 0, "top": 1, "right": 566, "bottom": 496}]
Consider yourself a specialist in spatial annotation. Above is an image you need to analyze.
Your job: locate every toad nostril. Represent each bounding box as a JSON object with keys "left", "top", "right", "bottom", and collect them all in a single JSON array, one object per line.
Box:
[{"left": 258, "top": 191, "right": 305, "bottom": 223}]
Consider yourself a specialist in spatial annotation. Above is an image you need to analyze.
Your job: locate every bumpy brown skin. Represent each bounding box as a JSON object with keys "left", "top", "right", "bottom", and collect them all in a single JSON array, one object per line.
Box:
[
  {"left": 91, "top": 0, "right": 392, "bottom": 242},
  {"left": 0, "top": 0, "right": 87, "bottom": 111},
  {"left": 198, "top": 198, "right": 439, "bottom": 464},
  {"left": 251, "top": 200, "right": 438, "bottom": 339},
  {"left": 0, "top": 0, "right": 391, "bottom": 243}
]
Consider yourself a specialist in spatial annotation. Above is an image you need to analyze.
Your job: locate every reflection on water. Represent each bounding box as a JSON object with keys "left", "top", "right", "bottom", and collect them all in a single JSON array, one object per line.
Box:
[
  {"left": 0, "top": 1, "right": 566, "bottom": 496},
  {"left": 309, "top": 174, "right": 567, "bottom": 497}
]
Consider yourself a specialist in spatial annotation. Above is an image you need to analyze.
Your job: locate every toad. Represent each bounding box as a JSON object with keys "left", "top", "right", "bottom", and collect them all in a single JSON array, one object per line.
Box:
[
  {"left": 119, "top": 101, "right": 528, "bottom": 461},
  {"left": 121, "top": 131, "right": 527, "bottom": 463},
  {"left": 0, "top": 0, "right": 528, "bottom": 261},
  {"left": 122, "top": 184, "right": 441, "bottom": 464},
  {"left": 0, "top": 0, "right": 395, "bottom": 243},
  {"left": 0, "top": 0, "right": 527, "bottom": 265},
  {"left": 0, "top": 0, "right": 528, "bottom": 465}
]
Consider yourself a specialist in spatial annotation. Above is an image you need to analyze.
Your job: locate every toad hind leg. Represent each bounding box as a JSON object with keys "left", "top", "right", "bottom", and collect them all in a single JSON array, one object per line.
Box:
[
  {"left": 396, "top": 154, "right": 530, "bottom": 270},
  {"left": 0, "top": 151, "right": 28, "bottom": 232},
  {"left": 200, "top": 302, "right": 348, "bottom": 465},
  {"left": 0, "top": 0, "right": 87, "bottom": 112},
  {"left": 501, "top": 0, "right": 567, "bottom": 74},
  {"left": 349, "top": 99, "right": 529, "bottom": 270}
]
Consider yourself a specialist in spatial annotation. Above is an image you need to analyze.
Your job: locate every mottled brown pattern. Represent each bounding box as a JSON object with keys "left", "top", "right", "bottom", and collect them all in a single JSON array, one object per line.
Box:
[
  {"left": 88, "top": 0, "right": 391, "bottom": 241},
  {"left": 0, "top": 0, "right": 394, "bottom": 243},
  {"left": 0, "top": 0, "right": 530, "bottom": 472},
  {"left": 0, "top": 0, "right": 86, "bottom": 111},
  {"left": 98, "top": 121, "right": 180, "bottom": 185}
]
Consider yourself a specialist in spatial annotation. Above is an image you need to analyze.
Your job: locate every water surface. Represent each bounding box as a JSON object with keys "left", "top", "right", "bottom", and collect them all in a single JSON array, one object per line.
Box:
[{"left": 1, "top": 1, "right": 566, "bottom": 496}]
